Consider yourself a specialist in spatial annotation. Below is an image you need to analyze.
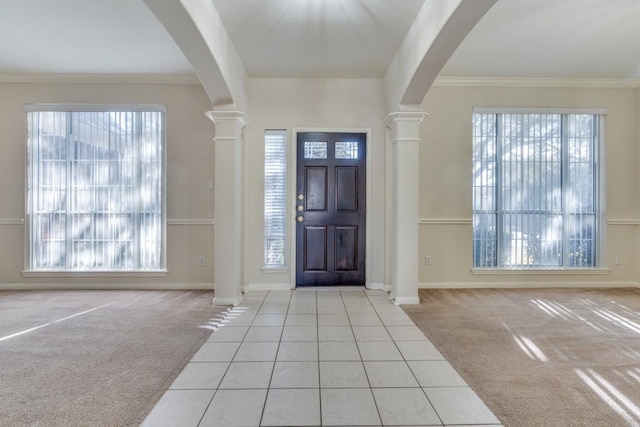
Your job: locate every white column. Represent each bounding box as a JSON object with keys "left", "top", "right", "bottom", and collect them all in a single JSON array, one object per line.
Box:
[
  {"left": 205, "top": 110, "right": 247, "bottom": 306},
  {"left": 385, "top": 112, "right": 427, "bottom": 305}
]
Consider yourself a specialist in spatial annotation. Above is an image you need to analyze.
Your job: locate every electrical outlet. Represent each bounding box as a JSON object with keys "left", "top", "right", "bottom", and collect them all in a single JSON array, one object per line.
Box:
[
  {"left": 615, "top": 256, "right": 622, "bottom": 265},
  {"left": 425, "top": 256, "right": 431, "bottom": 265},
  {"left": 198, "top": 256, "right": 206, "bottom": 266},
  {"left": 206, "top": 180, "right": 213, "bottom": 190}
]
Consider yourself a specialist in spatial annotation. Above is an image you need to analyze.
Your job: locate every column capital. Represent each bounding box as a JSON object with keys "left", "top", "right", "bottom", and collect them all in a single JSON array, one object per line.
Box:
[
  {"left": 385, "top": 112, "right": 427, "bottom": 144},
  {"left": 384, "top": 112, "right": 428, "bottom": 130},
  {"left": 205, "top": 110, "right": 248, "bottom": 127},
  {"left": 206, "top": 110, "right": 248, "bottom": 143}
]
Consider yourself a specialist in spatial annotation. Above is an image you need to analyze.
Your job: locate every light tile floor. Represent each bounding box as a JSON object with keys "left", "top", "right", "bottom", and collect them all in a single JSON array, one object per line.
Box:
[{"left": 142, "top": 289, "right": 502, "bottom": 427}]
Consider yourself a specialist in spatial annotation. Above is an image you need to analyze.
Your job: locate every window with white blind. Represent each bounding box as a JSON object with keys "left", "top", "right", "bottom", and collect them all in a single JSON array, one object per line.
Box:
[
  {"left": 26, "top": 105, "right": 165, "bottom": 271},
  {"left": 473, "top": 111, "right": 600, "bottom": 268},
  {"left": 264, "top": 130, "right": 287, "bottom": 267}
]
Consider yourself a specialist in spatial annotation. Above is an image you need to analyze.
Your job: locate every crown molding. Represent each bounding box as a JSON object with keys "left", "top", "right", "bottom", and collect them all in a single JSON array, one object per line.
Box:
[
  {"left": 0, "top": 73, "right": 201, "bottom": 85},
  {"left": 433, "top": 76, "right": 640, "bottom": 89}
]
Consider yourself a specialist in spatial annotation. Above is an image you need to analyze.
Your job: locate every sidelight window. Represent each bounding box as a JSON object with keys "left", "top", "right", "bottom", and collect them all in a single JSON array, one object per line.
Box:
[{"left": 264, "top": 130, "right": 287, "bottom": 267}]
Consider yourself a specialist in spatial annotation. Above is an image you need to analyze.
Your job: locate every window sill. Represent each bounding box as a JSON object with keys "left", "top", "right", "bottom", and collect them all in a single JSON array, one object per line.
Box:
[
  {"left": 22, "top": 270, "right": 168, "bottom": 278},
  {"left": 471, "top": 268, "right": 610, "bottom": 275},
  {"left": 262, "top": 266, "right": 288, "bottom": 274}
]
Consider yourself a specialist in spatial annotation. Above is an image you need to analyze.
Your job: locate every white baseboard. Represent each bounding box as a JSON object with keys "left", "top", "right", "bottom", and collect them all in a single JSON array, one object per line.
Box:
[
  {"left": 419, "top": 281, "right": 640, "bottom": 289},
  {"left": 248, "top": 282, "right": 293, "bottom": 291},
  {"left": 367, "top": 282, "right": 385, "bottom": 290},
  {"left": 0, "top": 282, "right": 214, "bottom": 291},
  {"left": 393, "top": 296, "right": 421, "bottom": 305}
]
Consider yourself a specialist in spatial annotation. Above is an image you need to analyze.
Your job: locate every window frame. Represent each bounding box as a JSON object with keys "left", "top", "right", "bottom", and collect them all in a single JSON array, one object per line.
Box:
[
  {"left": 24, "top": 104, "right": 167, "bottom": 275},
  {"left": 263, "top": 129, "right": 288, "bottom": 269},
  {"left": 471, "top": 107, "right": 606, "bottom": 271}
]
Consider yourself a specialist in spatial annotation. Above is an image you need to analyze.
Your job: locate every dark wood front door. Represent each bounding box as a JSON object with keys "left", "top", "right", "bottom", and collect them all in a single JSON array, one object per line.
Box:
[{"left": 296, "top": 132, "right": 366, "bottom": 286}]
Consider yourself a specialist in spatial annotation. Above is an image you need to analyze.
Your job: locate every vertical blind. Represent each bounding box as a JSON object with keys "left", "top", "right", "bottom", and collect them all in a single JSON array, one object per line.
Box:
[
  {"left": 264, "top": 130, "right": 287, "bottom": 266},
  {"left": 473, "top": 112, "right": 598, "bottom": 268},
  {"left": 27, "top": 107, "right": 165, "bottom": 271}
]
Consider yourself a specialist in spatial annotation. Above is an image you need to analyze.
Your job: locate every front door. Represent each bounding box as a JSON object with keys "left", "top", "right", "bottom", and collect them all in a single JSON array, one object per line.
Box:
[{"left": 296, "top": 132, "right": 366, "bottom": 286}]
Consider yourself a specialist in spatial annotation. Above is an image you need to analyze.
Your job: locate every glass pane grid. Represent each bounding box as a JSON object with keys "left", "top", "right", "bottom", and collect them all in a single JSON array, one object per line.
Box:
[
  {"left": 472, "top": 114, "right": 497, "bottom": 267},
  {"left": 304, "top": 141, "right": 327, "bottom": 159},
  {"left": 472, "top": 113, "right": 598, "bottom": 268},
  {"left": 335, "top": 141, "right": 358, "bottom": 159},
  {"left": 28, "top": 110, "right": 164, "bottom": 271}
]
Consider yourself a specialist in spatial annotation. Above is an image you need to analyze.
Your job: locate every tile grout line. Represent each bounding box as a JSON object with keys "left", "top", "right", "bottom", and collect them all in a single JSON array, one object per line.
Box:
[
  {"left": 258, "top": 290, "right": 291, "bottom": 427},
  {"left": 315, "top": 290, "right": 322, "bottom": 426},
  {"left": 148, "top": 289, "right": 501, "bottom": 427},
  {"left": 369, "top": 292, "right": 445, "bottom": 426},
  {"left": 345, "top": 289, "right": 384, "bottom": 426},
  {"left": 196, "top": 294, "right": 266, "bottom": 427}
]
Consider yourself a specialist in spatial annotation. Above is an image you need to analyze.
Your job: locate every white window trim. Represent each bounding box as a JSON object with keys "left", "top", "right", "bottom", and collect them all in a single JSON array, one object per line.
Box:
[
  {"left": 473, "top": 107, "right": 608, "bottom": 115},
  {"left": 472, "top": 109, "right": 606, "bottom": 269},
  {"left": 24, "top": 104, "right": 167, "bottom": 273},
  {"left": 22, "top": 270, "right": 168, "bottom": 278},
  {"left": 26, "top": 104, "right": 166, "bottom": 113},
  {"left": 471, "top": 268, "right": 610, "bottom": 275},
  {"left": 264, "top": 129, "right": 288, "bottom": 268}
]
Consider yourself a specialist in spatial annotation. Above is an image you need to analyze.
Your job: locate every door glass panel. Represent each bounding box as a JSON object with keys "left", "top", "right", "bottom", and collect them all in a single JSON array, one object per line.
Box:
[
  {"left": 335, "top": 141, "right": 358, "bottom": 159},
  {"left": 304, "top": 141, "right": 327, "bottom": 159}
]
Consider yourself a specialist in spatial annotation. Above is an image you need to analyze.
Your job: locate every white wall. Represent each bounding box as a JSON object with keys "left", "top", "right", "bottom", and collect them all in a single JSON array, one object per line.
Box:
[
  {"left": 5, "top": 79, "right": 637, "bottom": 291},
  {"left": 419, "top": 84, "right": 639, "bottom": 287},
  {"left": 0, "top": 82, "right": 215, "bottom": 288},
  {"left": 244, "top": 78, "right": 388, "bottom": 289}
]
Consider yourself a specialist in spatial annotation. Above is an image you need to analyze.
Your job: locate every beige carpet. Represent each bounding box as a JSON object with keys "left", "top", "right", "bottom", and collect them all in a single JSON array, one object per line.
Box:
[
  {"left": 403, "top": 288, "right": 640, "bottom": 427},
  {"left": 0, "top": 290, "right": 226, "bottom": 426}
]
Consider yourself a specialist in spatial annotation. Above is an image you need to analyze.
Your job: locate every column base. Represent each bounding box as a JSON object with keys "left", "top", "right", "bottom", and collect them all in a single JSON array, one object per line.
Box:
[
  {"left": 393, "top": 296, "right": 420, "bottom": 305},
  {"left": 212, "top": 295, "right": 243, "bottom": 306}
]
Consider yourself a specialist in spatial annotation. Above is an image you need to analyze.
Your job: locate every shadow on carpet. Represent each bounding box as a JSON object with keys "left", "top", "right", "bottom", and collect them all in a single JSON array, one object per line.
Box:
[
  {"left": 0, "top": 290, "right": 227, "bottom": 426},
  {"left": 403, "top": 288, "right": 640, "bottom": 427}
]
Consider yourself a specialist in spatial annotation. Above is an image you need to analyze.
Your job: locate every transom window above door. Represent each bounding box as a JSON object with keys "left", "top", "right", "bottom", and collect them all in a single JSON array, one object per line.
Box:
[
  {"left": 335, "top": 141, "right": 359, "bottom": 159},
  {"left": 303, "top": 140, "right": 360, "bottom": 160},
  {"left": 304, "top": 141, "right": 327, "bottom": 159}
]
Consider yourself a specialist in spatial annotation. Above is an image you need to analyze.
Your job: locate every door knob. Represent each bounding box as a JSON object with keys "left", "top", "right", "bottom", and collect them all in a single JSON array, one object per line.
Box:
[
  {"left": 297, "top": 205, "right": 304, "bottom": 211},
  {"left": 297, "top": 215, "right": 304, "bottom": 222},
  {"left": 298, "top": 194, "right": 304, "bottom": 200}
]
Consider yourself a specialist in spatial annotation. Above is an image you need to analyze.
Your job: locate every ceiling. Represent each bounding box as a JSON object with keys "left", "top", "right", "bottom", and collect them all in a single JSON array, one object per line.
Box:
[
  {"left": 442, "top": 0, "right": 640, "bottom": 79},
  {"left": 0, "top": 0, "right": 193, "bottom": 75},
  {"left": 211, "top": 0, "right": 425, "bottom": 78},
  {"left": 0, "top": 0, "right": 639, "bottom": 80}
]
